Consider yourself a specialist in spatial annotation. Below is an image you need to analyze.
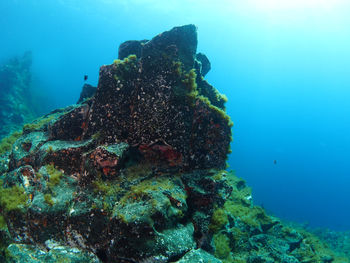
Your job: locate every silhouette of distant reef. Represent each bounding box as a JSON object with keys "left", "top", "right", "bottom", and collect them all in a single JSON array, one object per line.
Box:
[
  {"left": 0, "top": 25, "right": 349, "bottom": 263},
  {"left": 0, "top": 52, "right": 37, "bottom": 140}
]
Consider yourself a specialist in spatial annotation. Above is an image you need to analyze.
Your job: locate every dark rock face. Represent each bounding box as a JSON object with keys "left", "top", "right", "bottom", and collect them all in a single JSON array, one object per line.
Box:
[
  {"left": 196, "top": 53, "right": 211, "bottom": 76},
  {"left": 142, "top": 24, "right": 197, "bottom": 71},
  {"left": 53, "top": 24, "right": 232, "bottom": 171},
  {"left": 77, "top": 84, "right": 97, "bottom": 104},
  {"left": 50, "top": 103, "right": 90, "bottom": 141},
  {"left": 118, "top": 40, "right": 148, "bottom": 60}
]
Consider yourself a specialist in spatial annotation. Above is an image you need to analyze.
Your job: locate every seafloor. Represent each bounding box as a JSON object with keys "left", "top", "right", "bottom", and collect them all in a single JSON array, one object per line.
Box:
[{"left": 0, "top": 25, "right": 349, "bottom": 263}]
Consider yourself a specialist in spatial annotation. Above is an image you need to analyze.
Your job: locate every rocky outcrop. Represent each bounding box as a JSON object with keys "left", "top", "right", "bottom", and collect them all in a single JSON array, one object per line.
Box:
[
  {"left": 48, "top": 24, "right": 231, "bottom": 171},
  {"left": 195, "top": 53, "right": 211, "bottom": 77},
  {"left": 0, "top": 25, "right": 348, "bottom": 263},
  {"left": 0, "top": 24, "right": 232, "bottom": 263},
  {"left": 77, "top": 84, "right": 97, "bottom": 104}
]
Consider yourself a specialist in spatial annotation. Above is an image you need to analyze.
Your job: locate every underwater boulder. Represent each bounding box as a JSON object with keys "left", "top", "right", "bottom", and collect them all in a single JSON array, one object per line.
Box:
[
  {"left": 49, "top": 103, "right": 90, "bottom": 141},
  {"left": 82, "top": 24, "right": 232, "bottom": 170},
  {"left": 82, "top": 142, "right": 130, "bottom": 181},
  {"left": 0, "top": 25, "right": 348, "bottom": 263}
]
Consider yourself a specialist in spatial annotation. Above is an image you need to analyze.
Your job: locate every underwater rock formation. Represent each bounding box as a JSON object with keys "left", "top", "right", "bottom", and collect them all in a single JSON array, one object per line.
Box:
[
  {"left": 77, "top": 84, "right": 97, "bottom": 104},
  {"left": 0, "top": 52, "right": 37, "bottom": 139},
  {"left": 53, "top": 24, "right": 231, "bottom": 171},
  {"left": 0, "top": 25, "right": 349, "bottom": 263}
]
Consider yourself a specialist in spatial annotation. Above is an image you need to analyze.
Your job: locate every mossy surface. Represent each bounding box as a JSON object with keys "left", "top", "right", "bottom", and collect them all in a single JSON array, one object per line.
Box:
[
  {"left": 182, "top": 68, "right": 198, "bottom": 91},
  {"left": 119, "top": 174, "right": 182, "bottom": 205},
  {"left": 22, "top": 113, "right": 58, "bottom": 133},
  {"left": 44, "top": 193, "right": 54, "bottom": 206},
  {"left": 122, "top": 175, "right": 183, "bottom": 203},
  {"left": 289, "top": 227, "right": 350, "bottom": 263},
  {"left": 209, "top": 207, "right": 228, "bottom": 232},
  {"left": 46, "top": 164, "right": 63, "bottom": 188},
  {"left": 113, "top": 54, "right": 137, "bottom": 66},
  {"left": 0, "top": 215, "right": 6, "bottom": 230},
  {"left": 213, "top": 233, "right": 231, "bottom": 260},
  {"left": 124, "top": 162, "right": 153, "bottom": 180},
  {"left": 0, "top": 131, "right": 22, "bottom": 155},
  {"left": 109, "top": 164, "right": 186, "bottom": 227},
  {"left": 0, "top": 179, "right": 28, "bottom": 213},
  {"left": 90, "top": 162, "right": 152, "bottom": 212},
  {"left": 197, "top": 95, "right": 233, "bottom": 127},
  {"left": 175, "top": 67, "right": 232, "bottom": 130},
  {"left": 173, "top": 61, "right": 183, "bottom": 76},
  {"left": 113, "top": 54, "right": 138, "bottom": 80},
  {"left": 224, "top": 201, "right": 261, "bottom": 228},
  {"left": 91, "top": 178, "right": 122, "bottom": 213},
  {"left": 206, "top": 169, "right": 350, "bottom": 262}
]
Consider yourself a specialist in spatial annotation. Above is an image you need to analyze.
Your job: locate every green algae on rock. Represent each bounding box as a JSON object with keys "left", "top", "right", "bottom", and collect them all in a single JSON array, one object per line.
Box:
[{"left": 0, "top": 25, "right": 349, "bottom": 263}]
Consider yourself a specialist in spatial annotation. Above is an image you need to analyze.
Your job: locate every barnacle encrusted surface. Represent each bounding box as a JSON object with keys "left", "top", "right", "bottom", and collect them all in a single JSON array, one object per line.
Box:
[{"left": 50, "top": 24, "right": 232, "bottom": 170}]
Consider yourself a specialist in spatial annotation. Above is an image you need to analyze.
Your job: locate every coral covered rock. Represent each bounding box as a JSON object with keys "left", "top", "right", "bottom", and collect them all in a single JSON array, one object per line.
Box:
[
  {"left": 47, "top": 24, "right": 231, "bottom": 171},
  {"left": 0, "top": 25, "right": 348, "bottom": 263}
]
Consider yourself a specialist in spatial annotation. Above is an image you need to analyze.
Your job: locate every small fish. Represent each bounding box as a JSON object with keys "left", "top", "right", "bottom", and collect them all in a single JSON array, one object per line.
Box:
[
  {"left": 273, "top": 160, "right": 277, "bottom": 165},
  {"left": 84, "top": 75, "right": 88, "bottom": 81}
]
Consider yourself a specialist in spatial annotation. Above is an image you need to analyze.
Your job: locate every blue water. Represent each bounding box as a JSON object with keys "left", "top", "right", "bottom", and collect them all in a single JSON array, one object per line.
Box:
[{"left": 1, "top": 0, "right": 350, "bottom": 231}]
